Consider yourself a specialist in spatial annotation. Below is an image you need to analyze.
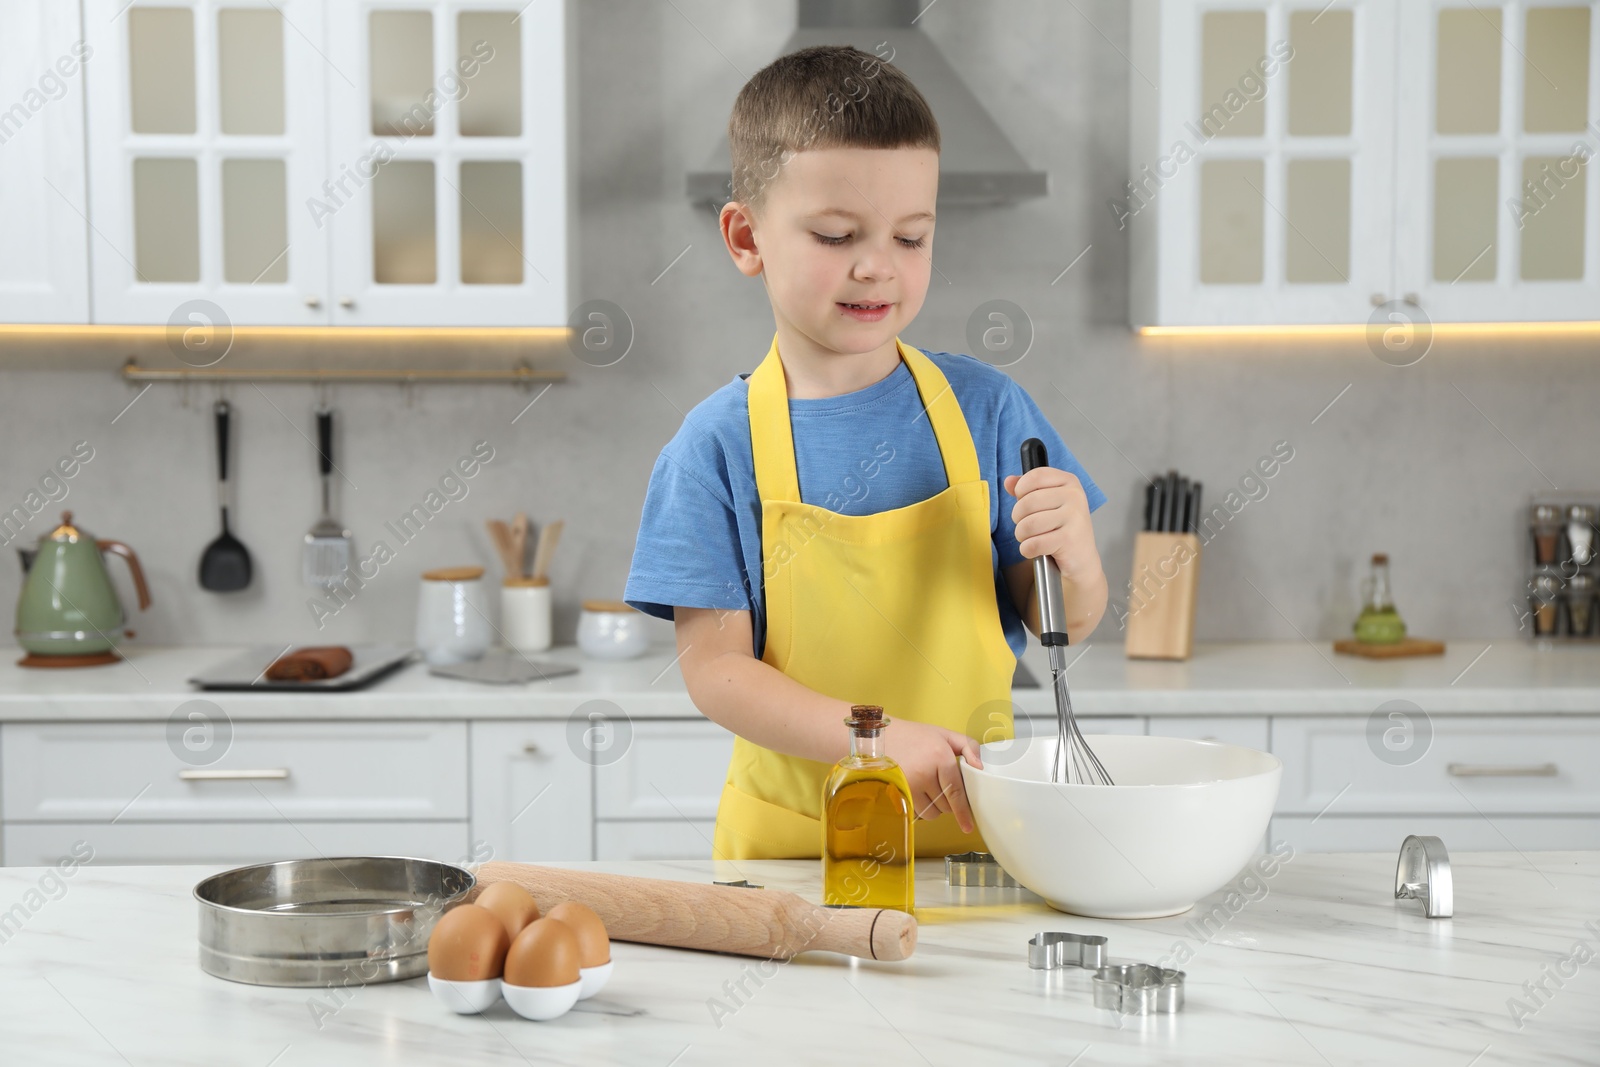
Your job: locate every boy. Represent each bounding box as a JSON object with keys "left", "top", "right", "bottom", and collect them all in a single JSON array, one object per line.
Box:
[{"left": 624, "top": 45, "right": 1107, "bottom": 861}]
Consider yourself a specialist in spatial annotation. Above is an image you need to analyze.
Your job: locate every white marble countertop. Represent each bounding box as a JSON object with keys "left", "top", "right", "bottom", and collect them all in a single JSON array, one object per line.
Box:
[
  {"left": 1, "top": 851, "right": 1594, "bottom": 1065},
  {"left": 1, "top": 640, "right": 1598, "bottom": 721}
]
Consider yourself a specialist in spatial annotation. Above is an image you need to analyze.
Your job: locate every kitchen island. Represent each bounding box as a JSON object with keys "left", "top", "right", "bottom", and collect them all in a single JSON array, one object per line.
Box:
[{"left": 1, "top": 851, "right": 1594, "bottom": 1065}]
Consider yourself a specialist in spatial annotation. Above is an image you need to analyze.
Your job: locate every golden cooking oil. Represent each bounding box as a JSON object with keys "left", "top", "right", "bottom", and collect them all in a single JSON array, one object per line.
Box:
[{"left": 821, "top": 705, "right": 914, "bottom": 913}]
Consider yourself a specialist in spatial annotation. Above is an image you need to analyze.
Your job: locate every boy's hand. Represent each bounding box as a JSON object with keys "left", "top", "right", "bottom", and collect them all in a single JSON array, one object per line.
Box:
[
  {"left": 881, "top": 720, "right": 984, "bottom": 833},
  {"left": 1003, "top": 466, "right": 1101, "bottom": 583}
]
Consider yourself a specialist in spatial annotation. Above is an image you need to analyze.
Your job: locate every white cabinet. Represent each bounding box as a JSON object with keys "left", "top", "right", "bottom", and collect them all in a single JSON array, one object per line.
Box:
[
  {"left": 1394, "top": 1, "right": 1600, "bottom": 321},
  {"left": 79, "top": 0, "right": 570, "bottom": 326},
  {"left": 1270, "top": 714, "right": 1600, "bottom": 851},
  {"left": 325, "top": 0, "right": 571, "bottom": 326},
  {"left": 590, "top": 719, "right": 733, "bottom": 860},
  {"left": 1147, "top": 716, "right": 1269, "bottom": 750},
  {"left": 0, "top": 3, "right": 91, "bottom": 322},
  {"left": 1270, "top": 814, "right": 1600, "bottom": 853},
  {"left": 469, "top": 721, "right": 592, "bottom": 863},
  {"left": 3, "top": 821, "right": 468, "bottom": 867},
  {"left": 594, "top": 719, "right": 734, "bottom": 821},
  {"left": 1130, "top": 0, "right": 1397, "bottom": 327},
  {"left": 0, "top": 720, "right": 469, "bottom": 866},
  {"left": 3, "top": 721, "right": 467, "bottom": 821},
  {"left": 596, "top": 820, "right": 720, "bottom": 861},
  {"left": 1131, "top": 0, "right": 1600, "bottom": 326},
  {"left": 1273, "top": 715, "right": 1600, "bottom": 816},
  {"left": 84, "top": 0, "right": 331, "bottom": 325}
]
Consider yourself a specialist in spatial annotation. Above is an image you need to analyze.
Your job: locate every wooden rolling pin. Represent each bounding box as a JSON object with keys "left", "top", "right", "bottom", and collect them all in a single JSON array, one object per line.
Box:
[{"left": 470, "top": 862, "right": 917, "bottom": 962}]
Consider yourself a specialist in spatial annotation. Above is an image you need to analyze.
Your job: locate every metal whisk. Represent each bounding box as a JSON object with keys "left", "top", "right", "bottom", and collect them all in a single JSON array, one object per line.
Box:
[{"left": 1021, "top": 439, "right": 1114, "bottom": 786}]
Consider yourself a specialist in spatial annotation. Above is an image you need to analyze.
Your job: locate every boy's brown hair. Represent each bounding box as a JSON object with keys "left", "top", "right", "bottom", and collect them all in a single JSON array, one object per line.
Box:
[{"left": 727, "top": 44, "right": 940, "bottom": 213}]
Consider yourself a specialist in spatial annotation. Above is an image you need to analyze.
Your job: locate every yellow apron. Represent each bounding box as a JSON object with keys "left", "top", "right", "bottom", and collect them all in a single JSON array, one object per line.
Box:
[{"left": 711, "top": 334, "right": 1018, "bottom": 860}]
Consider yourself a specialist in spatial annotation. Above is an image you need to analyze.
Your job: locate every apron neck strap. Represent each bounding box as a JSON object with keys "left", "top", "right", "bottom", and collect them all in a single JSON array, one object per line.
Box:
[{"left": 748, "top": 335, "right": 981, "bottom": 504}]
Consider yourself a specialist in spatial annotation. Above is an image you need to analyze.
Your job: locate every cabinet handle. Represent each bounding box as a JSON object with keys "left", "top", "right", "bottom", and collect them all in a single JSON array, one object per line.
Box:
[
  {"left": 1370, "top": 292, "right": 1387, "bottom": 307},
  {"left": 1446, "top": 762, "right": 1557, "bottom": 777},
  {"left": 305, "top": 296, "right": 322, "bottom": 309},
  {"left": 522, "top": 742, "right": 541, "bottom": 755},
  {"left": 339, "top": 296, "right": 356, "bottom": 309},
  {"left": 178, "top": 768, "right": 291, "bottom": 781},
  {"left": 1402, "top": 293, "right": 1420, "bottom": 306}
]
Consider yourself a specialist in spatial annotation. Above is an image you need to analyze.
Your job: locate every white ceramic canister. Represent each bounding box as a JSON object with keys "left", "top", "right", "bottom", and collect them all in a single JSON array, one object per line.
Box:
[
  {"left": 501, "top": 576, "right": 552, "bottom": 653},
  {"left": 576, "top": 599, "right": 649, "bottom": 660},
  {"left": 415, "top": 567, "right": 492, "bottom": 666}
]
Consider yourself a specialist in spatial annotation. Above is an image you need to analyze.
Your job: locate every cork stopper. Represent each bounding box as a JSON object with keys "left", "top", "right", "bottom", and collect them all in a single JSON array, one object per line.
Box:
[{"left": 845, "top": 704, "right": 888, "bottom": 731}]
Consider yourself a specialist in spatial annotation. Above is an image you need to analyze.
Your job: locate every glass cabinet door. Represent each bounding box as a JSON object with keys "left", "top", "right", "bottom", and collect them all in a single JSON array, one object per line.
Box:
[
  {"left": 1136, "top": 0, "right": 1396, "bottom": 326},
  {"left": 1395, "top": 1, "right": 1600, "bottom": 321},
  {"left": 85, "top": 0, "right": 329, "bottom": 325},
  {"left": 326, "top": 0, "right": 569, "bottom": 326}
]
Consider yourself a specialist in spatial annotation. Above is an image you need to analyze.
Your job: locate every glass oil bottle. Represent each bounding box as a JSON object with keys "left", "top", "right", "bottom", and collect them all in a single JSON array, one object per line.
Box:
[
  {"left": 822, "top": 705, "right": 914, "bottom": 913},
  {"left": 1354, "top": 552, "right": 1407, "bottom": 644}
]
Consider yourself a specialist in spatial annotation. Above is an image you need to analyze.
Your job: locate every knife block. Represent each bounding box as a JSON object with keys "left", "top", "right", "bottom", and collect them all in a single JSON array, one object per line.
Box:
[{"left": 1123, "top": 532, "right": 1200, "bottom": 660}]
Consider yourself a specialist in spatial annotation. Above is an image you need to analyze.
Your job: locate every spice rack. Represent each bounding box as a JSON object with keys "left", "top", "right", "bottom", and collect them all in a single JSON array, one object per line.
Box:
[{"left": 1525, "top": 495, "right": 1598, "bottom": 641}]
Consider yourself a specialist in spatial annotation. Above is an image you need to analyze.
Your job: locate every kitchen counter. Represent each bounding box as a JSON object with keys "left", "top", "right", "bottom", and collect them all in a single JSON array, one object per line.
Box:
[
  {"left": 0, "top": 640, "right": 1598, "bottom": 720},
  {"left": 1, "top": 851, "right": 1594, "bottom": 1065}
]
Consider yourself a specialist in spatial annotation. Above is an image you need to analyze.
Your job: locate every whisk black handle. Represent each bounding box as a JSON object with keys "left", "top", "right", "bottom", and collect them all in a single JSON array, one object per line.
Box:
[{"left": 1020, "top": 438, "right": 1069, "bottom": 648}]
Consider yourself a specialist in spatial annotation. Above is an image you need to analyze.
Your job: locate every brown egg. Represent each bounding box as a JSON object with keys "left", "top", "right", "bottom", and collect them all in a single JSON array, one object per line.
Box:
[
  {"left": 476, "top": 882, "right": 541, "bottom": 940},
  {"left": 547, "top": 901, "right": 611, "bottom": 967},
  {"left": 428, "top": 904, "right": 510, "bottom": 981},
  {"left": 503, "top": 917, "right": 582, "bottom": 988}
]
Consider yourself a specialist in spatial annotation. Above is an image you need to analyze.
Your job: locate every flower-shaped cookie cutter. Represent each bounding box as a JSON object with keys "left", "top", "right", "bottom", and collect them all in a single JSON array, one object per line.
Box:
[{"left": 1092, "top": 963, "right": 1186, "bottom": 1014}]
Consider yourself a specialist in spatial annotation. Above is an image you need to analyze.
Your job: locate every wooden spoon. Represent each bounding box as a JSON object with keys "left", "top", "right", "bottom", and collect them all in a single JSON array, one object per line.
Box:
[
  {"left": 531, "top": 518, "right": 563, "bottom": 581},
  {"left": 485, "top": 519, "right": 518, "bottom": 578},
  {"left": 510, "top": 511, "right": 529, "bottom": 580}
]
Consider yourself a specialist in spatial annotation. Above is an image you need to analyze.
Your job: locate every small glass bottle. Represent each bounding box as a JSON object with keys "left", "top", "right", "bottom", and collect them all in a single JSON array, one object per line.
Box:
[
  {"left": 1354, "top": 553, "right": 1407, "bottom": 644},
  {"left": 821, "top": 705, "right": 914, "bottom": 913}
]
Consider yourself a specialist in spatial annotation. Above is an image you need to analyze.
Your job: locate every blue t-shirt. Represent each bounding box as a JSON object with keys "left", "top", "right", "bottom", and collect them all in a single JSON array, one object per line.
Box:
[{"left": 623, "top": 346, "right": 1107, "bottom": 661}]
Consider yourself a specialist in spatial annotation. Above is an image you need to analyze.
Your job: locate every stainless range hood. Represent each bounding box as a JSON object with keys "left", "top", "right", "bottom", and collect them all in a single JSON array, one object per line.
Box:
[{"left": 686, "top": 0, "right": 1049, "bottom": 209}]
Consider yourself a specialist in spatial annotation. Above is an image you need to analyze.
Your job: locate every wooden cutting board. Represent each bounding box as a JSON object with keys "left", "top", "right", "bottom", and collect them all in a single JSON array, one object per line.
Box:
[{"left": 1333, "top": 638, "right": 1445, "bottom": 658}]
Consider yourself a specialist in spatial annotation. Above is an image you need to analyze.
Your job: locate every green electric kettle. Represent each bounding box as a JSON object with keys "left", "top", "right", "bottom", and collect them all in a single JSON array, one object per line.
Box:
[{"left": 15, "top": 511, "right": 151, "bottom": 666}]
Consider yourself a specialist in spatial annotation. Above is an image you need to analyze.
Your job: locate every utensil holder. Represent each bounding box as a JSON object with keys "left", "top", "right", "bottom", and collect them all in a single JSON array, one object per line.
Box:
[
  {"left": 501, "top": 578, "right": 552, "bottom": 653},
  {"left": 1123, "top": 532, "right": 1200, "bottom": 660}
]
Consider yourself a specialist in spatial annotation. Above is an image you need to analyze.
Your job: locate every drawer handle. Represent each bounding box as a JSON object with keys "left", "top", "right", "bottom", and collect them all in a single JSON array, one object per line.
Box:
[
  {"left": 178, "top": 768, "right": 291, "bottom": 781},
  {"left": 1446, "top": 763, "right": 1557, "bottom": 778},
  {"left": 523, "top": 742, "right": 541, "bottom": 755}
]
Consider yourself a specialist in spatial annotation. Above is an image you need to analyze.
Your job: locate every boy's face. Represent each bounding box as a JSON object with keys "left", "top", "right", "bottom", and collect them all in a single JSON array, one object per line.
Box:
[{"left": 727, "top": 146, "right": 938, "bottom": 356}]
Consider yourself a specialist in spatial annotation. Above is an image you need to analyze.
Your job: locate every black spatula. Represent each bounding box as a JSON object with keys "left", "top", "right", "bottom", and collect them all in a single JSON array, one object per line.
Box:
[{"left": 199, "top": 400, "right": 253, "bottom": 592}]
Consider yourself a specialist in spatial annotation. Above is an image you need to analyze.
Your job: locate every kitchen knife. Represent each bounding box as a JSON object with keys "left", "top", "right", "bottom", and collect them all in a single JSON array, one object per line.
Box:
[
  {"left": 1143, "top": 481, "right": 1156, "bottom": 532},
  {"left": 472, "top": 862, "right": 917, "bottom": 961},
  {"left": 1164, "top": 470, "right": 1180, "bottom": 533},
  {"left": 1177, "top": 477, "right": 1190, "bottom": 537},
  {"left": 1151, "top": 478, "right": 1166, "bottom": 532},
  {"left": 1189, "top": 481, "right": 1203, "bottom": 535}
]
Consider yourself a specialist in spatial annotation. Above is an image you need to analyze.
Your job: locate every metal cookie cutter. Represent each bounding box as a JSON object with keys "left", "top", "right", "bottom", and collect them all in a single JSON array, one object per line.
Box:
[
  {"left": 1092, "top": 963, "right": 1186, "bottom": 1015},
  {"left": 712, "top": 879, "right": 764, "bottom": 890},
  {"left": 945, "top": 851, "right": 1021, "bottom": 888},
  {"left": 1028, "top": 931, "right": 1108, "bottom": 970},
  {"left": 1394, "top": 834, "right": 1452, "bottom": 918}
]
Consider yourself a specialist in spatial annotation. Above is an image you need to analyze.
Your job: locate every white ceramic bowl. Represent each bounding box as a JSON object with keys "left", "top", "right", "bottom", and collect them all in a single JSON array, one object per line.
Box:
[
  {"left": 960, "top": 734, "right": 1281, "bottom": 918},
  {"left": 502, "top": 978, "right": 583, "bottom": 1021},
  {"left": 427, "top": 973, "right": 501, "bottom": 1014},
  {"left": 576, "top": 607, "right": 649, "bottom": 661},
  {"left": 577, "top": 960, "right": 613, "bottom": 1000}
]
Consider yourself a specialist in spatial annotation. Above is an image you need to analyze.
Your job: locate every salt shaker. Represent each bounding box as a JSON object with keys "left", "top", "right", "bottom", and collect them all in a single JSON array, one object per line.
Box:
[{"left": 1566, "top": 505, "right": 1596, "bottom": 566}]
